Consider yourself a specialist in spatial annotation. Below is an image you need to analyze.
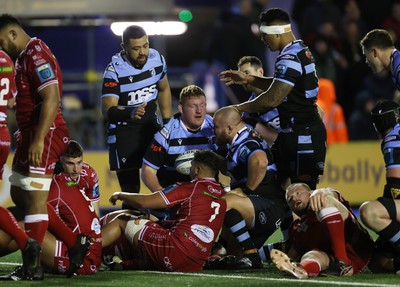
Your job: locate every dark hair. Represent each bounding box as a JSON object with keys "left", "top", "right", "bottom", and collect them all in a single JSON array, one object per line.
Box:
[
  {"left": 179, "top": 85, "right": 205, "bottom": 105},
  {"left": 0, "top": 14, "right": 21, "bottom": 30},
  {"left": 54, "top": 140, "right": 84, "bottom": 174},
  {"left": 360, "top": 29, "right": 394, "bottom": 50},
  {"left": 371, "top": 100, "right": 400, "bottom": 137},
  {"left": 63, "top": 140, "right": 84, "bottom": 158},
  {"left": 193, "top": 150, "right": 219, "bottom": 179},
  {"left": 122, "top": 25, "right": 147, "bottom": 45},
  {"left": 237, "top": 56, "right": 263, "bottom": 69},
  {"left": 259, "top": 8, "right": 290, "bottom": 25}
]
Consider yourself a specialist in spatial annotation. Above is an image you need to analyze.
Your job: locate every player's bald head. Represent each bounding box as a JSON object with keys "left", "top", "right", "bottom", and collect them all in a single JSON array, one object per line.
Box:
[{"left": 213, "top": 106, "right": 242, "bottom": 126}]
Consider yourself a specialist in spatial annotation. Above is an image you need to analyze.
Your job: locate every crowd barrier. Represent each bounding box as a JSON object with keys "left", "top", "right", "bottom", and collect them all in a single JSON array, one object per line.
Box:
[{"left": 0, "top": 141, "right": 384, "bottom": 208}]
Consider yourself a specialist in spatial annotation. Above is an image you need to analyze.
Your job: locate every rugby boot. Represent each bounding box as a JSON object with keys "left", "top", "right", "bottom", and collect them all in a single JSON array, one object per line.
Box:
[
  {"left": 66, "top": 234, "right": 90, "bottom": 278},
  {"left": 0, "top": 265, "right": 43, "bottom": 281},
  {"left": 22, "top": 238, "right": 42, "bottom": 280},
  {"left": 320, "top": 258, "right": 353, "bottom": 277},
  {"left": 270, "top": 249, "right": 308, "bottom": 279}
]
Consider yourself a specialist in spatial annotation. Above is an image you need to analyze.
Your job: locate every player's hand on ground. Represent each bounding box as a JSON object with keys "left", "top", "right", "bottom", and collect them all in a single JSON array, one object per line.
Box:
[
  {"left": 109, "top": 192, "right": 122, "bottom": 205},
  {"left": 219, "top": 70, "right": 248, "bottom": 86},
  {"left": 28, "top": 140, "right": 44, "bottom": 167},
  {"left": 309, "top": 190, "right": 327, "bottom": 212},
  {"left": 130, "top": 102, "right": 147, "bottom": 120}
]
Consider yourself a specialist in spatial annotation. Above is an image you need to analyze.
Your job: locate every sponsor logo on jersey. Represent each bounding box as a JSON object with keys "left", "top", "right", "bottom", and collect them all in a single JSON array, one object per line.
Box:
[
  {"left": 104, "top": 80, "right": 118, "bottom": 88},
  {"left": 191, "top": 224, "right": 214, "bottom": 243},
  {"left": 35, "top": 63, "right": 55, "bottom": 83},
  {"left": 127, "top": 84, "right": 156, "bottom": 105},
  {"left": 0, "top": 57, "right": 7, "bottom": 63},
  {"left": 259, "top": 212, "right": 267, "bottom": 224},
  {"left": 150, "top": 143, "right": 163, "bottom": 152},
  {"left": 391, "top": 187, "right": 400, "bottom": 199},
  {"left": 0, "top": 66, "right": 13, "bottom": 73},
  {"left": 66, "top": 180, "right": 78, "bottom": 187},
  {"left": 160, "top": 127, "right": 169, "bottom": 139},
  {"left": 280, "top": 54, "right": 295, "bottom": 60},
  {"left": 276, "top": 64, "right": 287, "bottom": 77},
  {"left": 129, "top": 76, "right": 133, "bottom": 82},
  {"left": 93, "top": 183, "right": 100, "bottom": 198},
  {"left": 149, "top": 68, "right": 156, "bottom": 76},
  {"left": 149, "top": 52, "right": 156, "bottom": 59},
  {"left": 106, "top": 64, "right": 115, "bottom": 72},
  {"left": 238, "top": 146, "right": 251, "bottom": 162},
  {"left": 177, "top": 139, "right": 183, "bottom": 145}
]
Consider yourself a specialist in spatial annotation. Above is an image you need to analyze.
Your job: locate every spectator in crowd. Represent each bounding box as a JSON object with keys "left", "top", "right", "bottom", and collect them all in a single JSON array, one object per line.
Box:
[
  {"left": 348, "top": 90, "right": 379, "bottom": 140},
  {"left": 316, "top": 78, "right": 348, "bottom": 145}
]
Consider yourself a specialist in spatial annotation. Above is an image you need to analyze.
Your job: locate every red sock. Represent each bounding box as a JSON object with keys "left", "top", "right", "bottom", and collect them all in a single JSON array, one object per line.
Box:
[
  {"left": 300, "top": 259, "right": 321, "bottom": 277},
  {"left": 317, "top": 207, "right": 350, "bottom": 264},
  {"left": 0, "top": 207, "right": 28, "bottom": 250},
  {"left": 24, "top": 214, "right": 48, "bottom": 245},
  {"left": 47, "top": 203, "right": 77, "bottom": 248}
]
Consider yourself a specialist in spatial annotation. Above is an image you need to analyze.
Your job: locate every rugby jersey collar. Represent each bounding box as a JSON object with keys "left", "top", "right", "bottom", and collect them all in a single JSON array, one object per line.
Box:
[{"left": 280, "top": 39, "right": 303, "bottom": 55}]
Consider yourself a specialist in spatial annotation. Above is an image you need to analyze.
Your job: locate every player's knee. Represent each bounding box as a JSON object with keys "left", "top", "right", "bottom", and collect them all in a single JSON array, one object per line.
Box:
[
  {"left": 359, "top": 200, "right": 383, "bottom": 228},
  {"left": 124, "top": 216, "right": 149, "bottom": 244}
]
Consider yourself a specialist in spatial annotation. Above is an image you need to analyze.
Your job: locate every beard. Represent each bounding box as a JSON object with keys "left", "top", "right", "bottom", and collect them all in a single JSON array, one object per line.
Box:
[{"left": 5, "top": 41, "right": 19, "bottom": 60}]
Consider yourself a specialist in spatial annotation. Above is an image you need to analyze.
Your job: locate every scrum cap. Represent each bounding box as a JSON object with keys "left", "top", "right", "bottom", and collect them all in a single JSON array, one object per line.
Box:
[{"left": 371, "top": 100, "right": 400, "bottom": 137}]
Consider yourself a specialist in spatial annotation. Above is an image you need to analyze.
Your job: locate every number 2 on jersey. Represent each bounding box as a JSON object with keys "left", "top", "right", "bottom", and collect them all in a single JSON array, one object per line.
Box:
[
  {"left": 209, "top": 201, "right": 220, "bottom": 222},
  {"left": 0, "top": 78, "right": 10, "bottom": 106}
]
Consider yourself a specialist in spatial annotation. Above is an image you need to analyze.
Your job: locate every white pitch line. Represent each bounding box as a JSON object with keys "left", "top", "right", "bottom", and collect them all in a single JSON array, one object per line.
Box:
[
  {"left": 0, "top": 262, "right": 19, "bottom": 266},
  {"left": 136, "top": 270, "right": 400, "bottom": 287}
]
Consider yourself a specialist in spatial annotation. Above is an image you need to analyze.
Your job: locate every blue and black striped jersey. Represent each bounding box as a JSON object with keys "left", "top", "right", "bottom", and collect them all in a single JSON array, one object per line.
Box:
[
  {"left": 273, "top": 40, "right": 321, "bottom": 128},
  {"left": 143, "top": 113, "right": 216, "bottom": 173},
  {"left": 382, "top": 123, "right": 400, "bottom": 169},
  {"left": 390, "top": 49, "right": 400, "bottom": 91},
  {"left": 101, "top": 48, "right": 167, "bottom": 124}
]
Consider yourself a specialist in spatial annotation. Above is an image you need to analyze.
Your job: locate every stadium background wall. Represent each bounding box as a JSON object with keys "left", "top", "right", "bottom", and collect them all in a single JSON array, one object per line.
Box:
[{"left": 0, "top": 141, "right": 384, "bottom": 208}]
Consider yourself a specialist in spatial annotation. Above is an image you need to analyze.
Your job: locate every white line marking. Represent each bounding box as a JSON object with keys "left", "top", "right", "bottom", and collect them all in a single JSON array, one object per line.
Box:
[
  {"left": 135, "top": 270, "right": 400, "bottom": 287},
  {"left": 0, "top": 262, "right": 19, "bottom": 266}
]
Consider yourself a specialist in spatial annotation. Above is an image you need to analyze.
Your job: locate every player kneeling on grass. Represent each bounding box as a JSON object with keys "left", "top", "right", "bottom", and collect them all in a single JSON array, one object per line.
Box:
[
  {"left": 102, "top": 150, "right": 227, "bottom": 272},
  {"left": 270, "top": 183, "right": 374, "bottom": 279}
]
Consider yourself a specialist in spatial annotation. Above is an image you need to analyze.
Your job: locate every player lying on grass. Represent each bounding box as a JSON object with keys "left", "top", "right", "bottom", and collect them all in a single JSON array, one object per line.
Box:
[
  {"left": 102, "top": 150, "right": 227, "bottom": 272},
  {"left": 270, "top": 183, "right": 374, "bottom": 279}
]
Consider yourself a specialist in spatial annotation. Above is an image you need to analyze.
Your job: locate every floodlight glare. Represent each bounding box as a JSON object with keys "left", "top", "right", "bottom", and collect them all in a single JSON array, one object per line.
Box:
[{"left": 110, "top": 21, "right": 187, "bottom": 36}]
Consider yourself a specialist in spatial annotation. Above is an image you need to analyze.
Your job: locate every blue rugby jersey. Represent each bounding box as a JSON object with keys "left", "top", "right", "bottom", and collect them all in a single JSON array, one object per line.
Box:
[
  {"left": 101, "top": 48, "right": 167, "bottom": 124},
  {"left": 390, "top": 49, "right": 400, "bottom": 91},
  {"left": 143, "top": 113, "right": 216, "bottom": 179},
  {"left": 382, "top": 123, "right": 400, "bottom": 169},
  {"left": 273, "top": 40, "right": 321, "bottom": 128},
  {"left": 242, "top": 92, "right": 281, "bottom": 132},
  {"left": 226, "top": 127, "right": 277, "bottom": 188}
]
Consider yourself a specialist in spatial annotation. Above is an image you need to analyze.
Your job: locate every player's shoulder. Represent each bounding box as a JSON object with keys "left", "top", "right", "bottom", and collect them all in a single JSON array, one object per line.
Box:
[
  {"left": 0, "top": 50, "right": 12, "bottom": 65},
  {"left": 158, "top": 114, "right": 181, "bottom": 139},
  {"left": 148, "top": 48, "right": 164, "bottom": 64},
  {"left": 81, "top": 161, "right": 98, "bottom": 177}
]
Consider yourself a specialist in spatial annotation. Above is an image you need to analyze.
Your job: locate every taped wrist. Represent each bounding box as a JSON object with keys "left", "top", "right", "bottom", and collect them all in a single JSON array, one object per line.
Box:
[{"left": 107, "top": 106, "right": 134, "bottom": 123}]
